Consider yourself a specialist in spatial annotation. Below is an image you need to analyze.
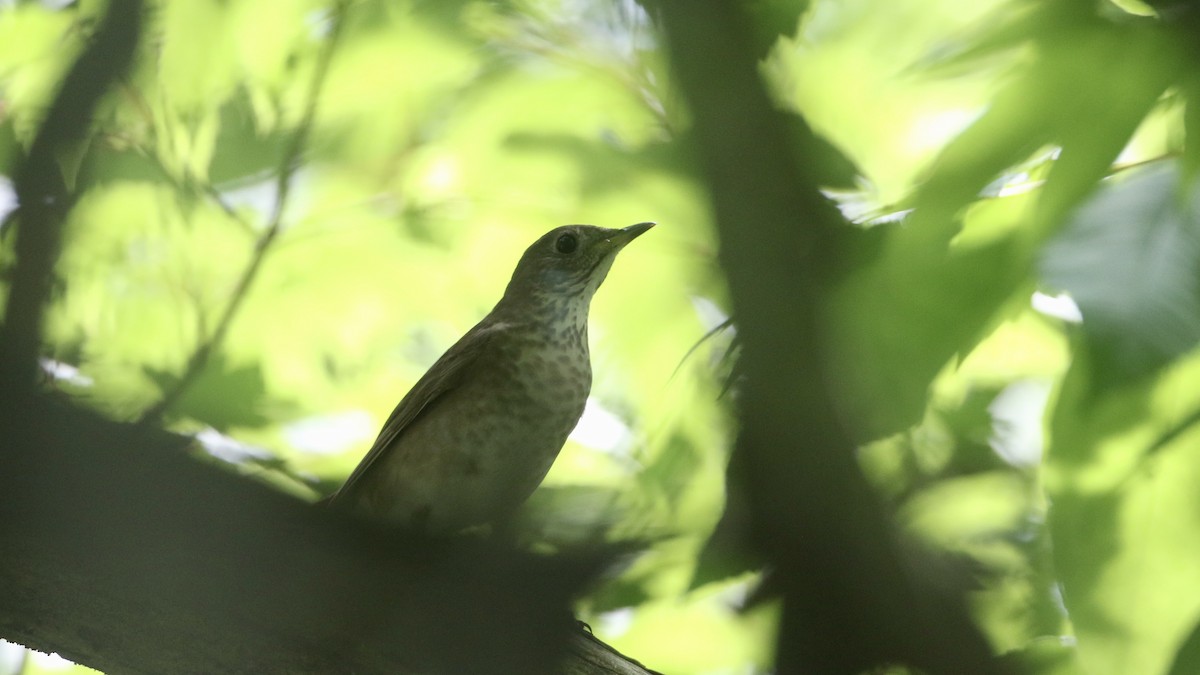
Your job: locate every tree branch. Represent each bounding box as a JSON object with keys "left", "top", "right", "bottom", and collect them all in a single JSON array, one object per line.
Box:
[
  {"left": 0, "top": 393, "right": 606, "bottom": 674},
  {"left": 0, "top": 0, "right": 142, "bottom": 395},
  {"left": 654, "top": 1, "right": 1002, "bottom": 673},
  {"left": 0, "top": 389, "right": 663, "bottom": 674}
]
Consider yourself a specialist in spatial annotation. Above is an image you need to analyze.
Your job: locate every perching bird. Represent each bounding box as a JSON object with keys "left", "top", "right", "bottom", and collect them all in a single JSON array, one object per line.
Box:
[{"left": 327, "top": 222, "right": 654, "bottom": 533}]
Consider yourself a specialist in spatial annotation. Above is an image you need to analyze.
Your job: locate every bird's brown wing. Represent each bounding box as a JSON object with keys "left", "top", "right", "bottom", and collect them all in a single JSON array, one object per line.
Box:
[{"left": 330, "top": 320, "right": 505, "bottom": 502}]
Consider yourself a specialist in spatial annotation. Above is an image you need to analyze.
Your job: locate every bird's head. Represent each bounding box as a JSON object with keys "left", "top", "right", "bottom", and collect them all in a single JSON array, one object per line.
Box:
[{"left": 501, "top": 222, "right": 654, "bottom": 307}]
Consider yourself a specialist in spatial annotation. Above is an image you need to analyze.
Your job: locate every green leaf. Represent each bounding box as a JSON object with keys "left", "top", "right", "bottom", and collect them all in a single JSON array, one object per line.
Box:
[
  {"left": 1184, "top": 75, "right": 1200, "bottom": 182},
  {"left": 1047, "top": 346, "right": 1200, "bottom": 675},
  {"left": 998, "top": 638, "right": 1083, "bottom": 675},
  {"left": 825, "top": 191, "right": 1038, "bottom": 439},
  {"left": 1033, "top": 23, "right": 1180, "bottom": 230},
  {"left": 145, "top": 353, "right": 275, "bottom": 431},
  {"left": 639, "top": 432, "right": 703, "bottom": 506},
  {"left": 911, "top": 14, "right": 1178, "bottom": 235},
  {"left": 1167, "top": 616, "right": 1200, "bottom": 675},
  {"left": 691, "top": 449, "right": 762, "bottom": 589},
  {"left": 156, "top": 0, "right": 240, "bottom": 112},
  {"left": 1041, "top": 162, "right": 1200, "bottom": 384}
]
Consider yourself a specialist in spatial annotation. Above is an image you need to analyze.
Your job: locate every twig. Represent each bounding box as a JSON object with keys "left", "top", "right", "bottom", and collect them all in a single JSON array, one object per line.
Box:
[
  {"left": 0, "top": 0, "right": 143, "bottom": 393},
  {"left": 669, "top": 316, "right": 735, "bottom": 381},
  {"left": 138, "top": 2, "right": 351, "bottom": 425},
  {"left": 1144, "top": 405, "right": 1200, "bottom": 459}
]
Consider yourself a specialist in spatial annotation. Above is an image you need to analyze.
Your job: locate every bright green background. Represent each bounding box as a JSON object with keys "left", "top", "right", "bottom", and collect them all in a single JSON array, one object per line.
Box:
[{"left": 3, "top": 0, "right": 1200, "bottom": 673}]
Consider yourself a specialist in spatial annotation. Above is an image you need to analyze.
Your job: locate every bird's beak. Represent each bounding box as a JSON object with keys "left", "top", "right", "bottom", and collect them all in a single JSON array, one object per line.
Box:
[
  {"left": 624, "top": 221, "right": 656, "bottom": 238},
  {"left": 605, "top": 222, "right": 655, "bottom": 250}
]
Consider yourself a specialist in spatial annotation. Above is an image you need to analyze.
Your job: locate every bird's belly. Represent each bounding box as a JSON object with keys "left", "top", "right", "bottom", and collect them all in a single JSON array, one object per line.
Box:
[{"left": 360, "top": 379, "right": 586, "bottom": 532}]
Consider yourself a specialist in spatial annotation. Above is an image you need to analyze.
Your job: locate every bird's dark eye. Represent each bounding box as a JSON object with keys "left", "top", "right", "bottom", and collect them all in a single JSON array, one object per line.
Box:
[{"left": 555, "top": 233, "right": 578, "bottom": 254}]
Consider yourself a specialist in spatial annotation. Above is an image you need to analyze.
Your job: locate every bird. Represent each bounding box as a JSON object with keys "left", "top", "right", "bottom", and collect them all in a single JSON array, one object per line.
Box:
[{"left": 326, "top": 222, "right": 654, "bottom": 534}]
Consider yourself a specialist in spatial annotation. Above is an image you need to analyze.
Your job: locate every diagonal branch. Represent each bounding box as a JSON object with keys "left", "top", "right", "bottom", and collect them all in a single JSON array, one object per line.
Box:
[
  {"left": 138, "top": 1, "right": 351, "bottom": 425},
  {"left": 0, "top": 0, "right": 143, "bottom": 394}
]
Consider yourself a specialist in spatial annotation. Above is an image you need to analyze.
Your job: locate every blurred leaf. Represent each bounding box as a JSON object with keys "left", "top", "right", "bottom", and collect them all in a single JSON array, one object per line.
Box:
[
  {"left": 518, "top": 484, "right": 630, "bottom": 546},
  {"left": 786, "top": 113, "right": 862, "bottom": 190},
  {"left": 1047, "top": 346, "right": 1200, "bottom": 675},
  {"left": 156, "top": 0, "right": 239, "bottom": 112},
  {"left": 912, "top": 1, "right": 1092, "bottom": 75},
  {"left": 691, "top": 451, "right": 762, "bottom": 589},
  {"left": 912, "top": 11, "right": 1179, "bottom": 233},
  {"left": 935, "top": 385, "right": 1008, "bottom": 475},
  {"left": 1166, "top": 615, "right": 1200, "bottom": 675},
  {"left": 1033, "top": 23, "right": 1181, "bottom": 230},
  {"left": 145, "top": 353, "right": 274, "bottom": 431},
  {"left": 1184, "top": 75, "right": 1200, "bottom": 181},
  {"left": 824, "top": 191, "right": 1038, "bottom": 439},
  {"left": 207, "top": 97, "right": 291, "bottom": 185},
  {"left": 1041, "top": 162, "right": 1200, "bottom": 384},
  {"left": 588, "top": 574, "right": 655, "bottom": 614},
  {"left": 640, "top": 433, "right": 702, "bottom": 507},
  {"left": 747, "top": 0, "right": 811, "bottom": 57},
  {"left": 0, "top": 7, "right": 79, "bottom": 145},
  {"left": 998, "top": 638, "right": 1083, "bottom": 675}
]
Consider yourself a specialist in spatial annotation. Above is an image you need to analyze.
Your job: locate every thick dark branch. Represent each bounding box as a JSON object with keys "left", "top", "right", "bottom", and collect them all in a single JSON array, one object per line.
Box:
[
  {"left": 138, "top": 0, "right": 351, "bottom": 425},
  {"left": 1, "top": 392, "right": 654, "bottom": 674},
  {"left": 566, "top": 628, "right": 663, "bottom": 675},
  {"left": 655, "top": 1, "right": 1001, "bottom": 673},
  {"left": 0, "top": 0, "right": 142, "bottom": 394}
]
